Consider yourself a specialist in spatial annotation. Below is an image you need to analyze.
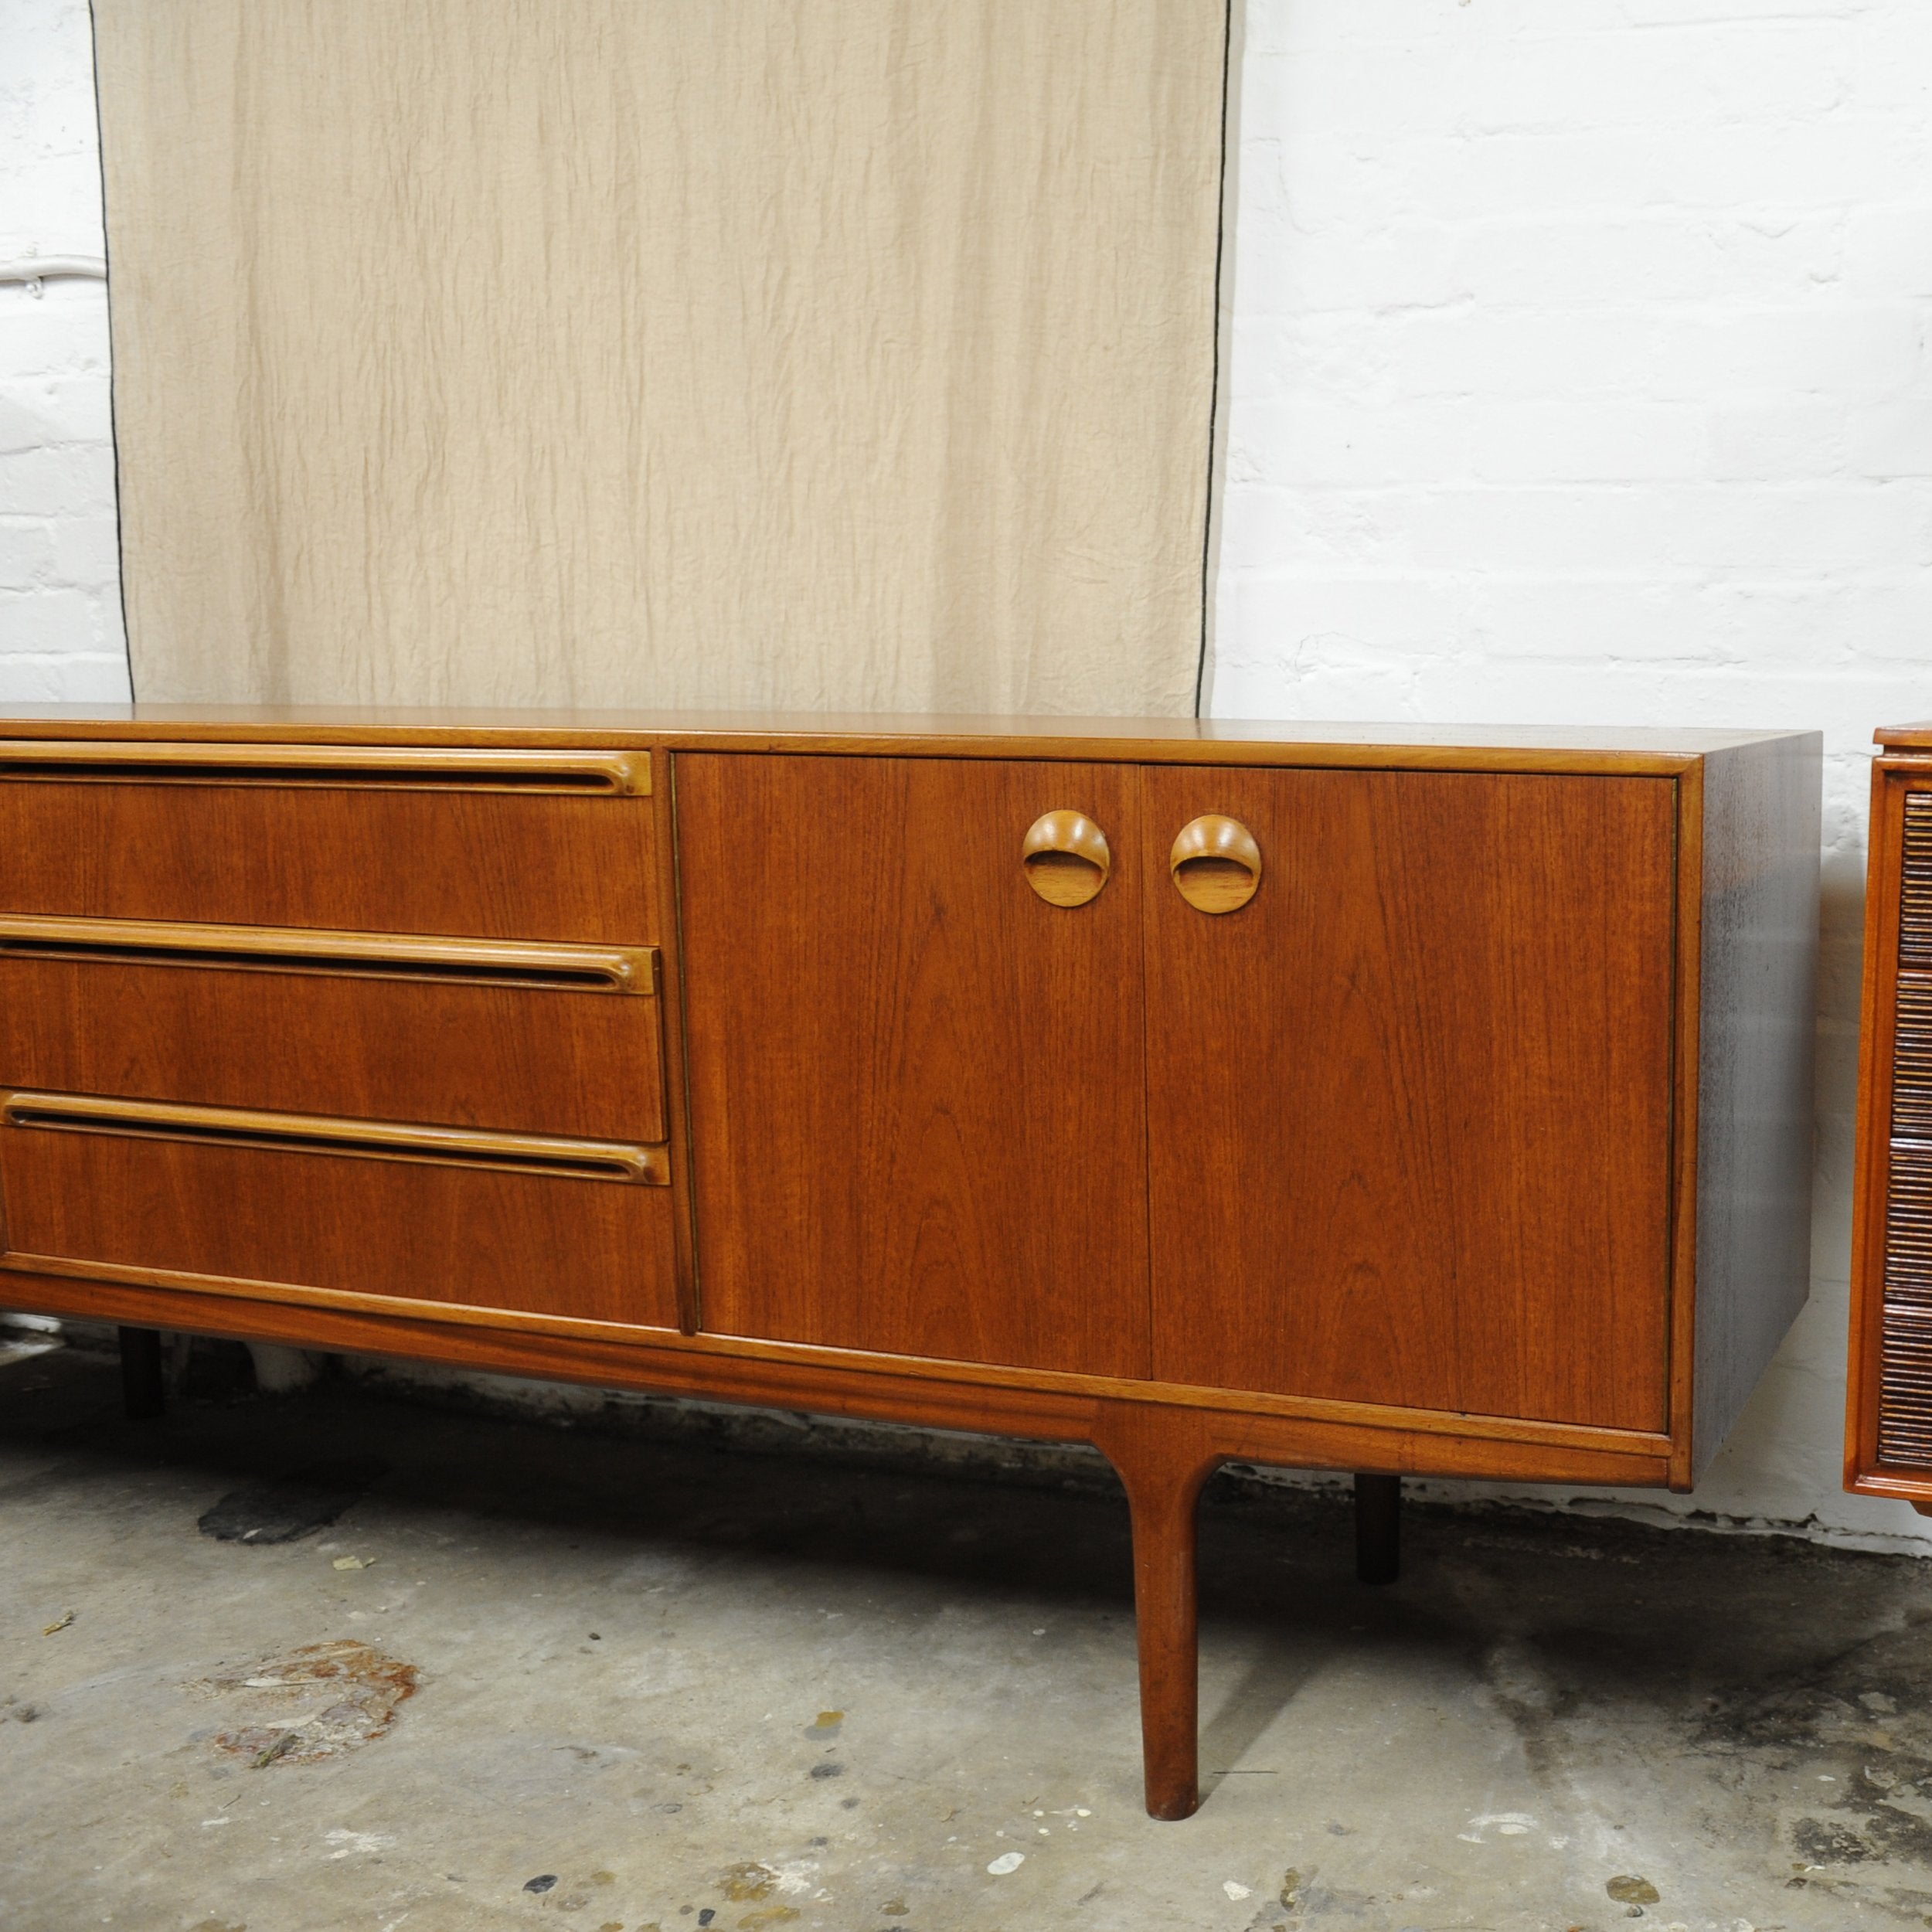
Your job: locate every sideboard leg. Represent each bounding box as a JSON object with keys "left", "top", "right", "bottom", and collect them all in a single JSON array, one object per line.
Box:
[
  {"left": 119, "top": 1327, "right": 166, "bottom": 1420},
  {"left": 1098, "top": 1415, "right": 1222, "bottom": 1821},
  {"left": 1354, "top": 1472, "right": 1400, "bottom": 1585}
]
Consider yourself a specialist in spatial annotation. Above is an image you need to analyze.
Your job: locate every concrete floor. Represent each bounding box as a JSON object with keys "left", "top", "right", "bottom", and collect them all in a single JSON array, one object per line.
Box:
[{"left": 5, "top": 1345, "right": 1932, "bottom": 1932}]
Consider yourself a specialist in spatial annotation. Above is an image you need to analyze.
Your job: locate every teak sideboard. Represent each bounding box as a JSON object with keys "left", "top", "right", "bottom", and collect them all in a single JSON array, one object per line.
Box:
[{"left": 0, "top": 707, "right": 1820, "bottom": 1818}]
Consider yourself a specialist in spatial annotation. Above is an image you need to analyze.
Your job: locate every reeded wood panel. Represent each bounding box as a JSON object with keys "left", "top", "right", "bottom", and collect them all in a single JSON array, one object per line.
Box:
[
  {"left": 1141, "top": 767, "right": 1678, "bottom": 1430},
  {"left": 1900, "top": 794, "right": 1932, "bottom": 965},
  {"left": 678, "top": 753, "right": 1151, "bottom": 1378},
  {"left": 0, "top": 777, "right": 656, "bottom": 942},
  {"left": 0, "top": 954, "right": 667, "bottom": 1142},
  {"left": 0, "top": 1116, "right": 679, "bottom": 1325},
  {"left": 1876, "top": 793, "right": 1932, "bottom": 1468},
  {"left": 1879, "top": 1151, "right": 1932, "bottom": 1465},
  {"left": 1892, "top": 978, "right": 1932, "bottom": 1139}
]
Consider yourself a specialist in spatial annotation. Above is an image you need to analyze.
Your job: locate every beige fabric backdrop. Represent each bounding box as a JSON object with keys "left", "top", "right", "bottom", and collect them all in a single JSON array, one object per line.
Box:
[{"left": 93, "top": 1, "right": 1227, "bottom": 715}]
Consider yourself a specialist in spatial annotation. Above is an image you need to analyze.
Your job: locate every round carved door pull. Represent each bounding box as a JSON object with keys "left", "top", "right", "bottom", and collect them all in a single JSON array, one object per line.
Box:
[
  {"left": 1022, "top": 811, "right": 1111, "bottom": 906},
  {"left": 1170, "top": 815, "right": 1260, "bottom": 913}
]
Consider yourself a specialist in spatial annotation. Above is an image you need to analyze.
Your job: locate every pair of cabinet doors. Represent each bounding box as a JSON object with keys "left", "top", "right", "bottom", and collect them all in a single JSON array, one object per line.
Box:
[{"left": 676, "top": 753, "right": 1676, "bottom": 1434}]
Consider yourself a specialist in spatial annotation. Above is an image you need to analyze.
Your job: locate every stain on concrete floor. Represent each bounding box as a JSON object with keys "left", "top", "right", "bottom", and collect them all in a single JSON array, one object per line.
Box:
[
  {"left": 4, "top": 1342, "right": 1932, "bottom": 1930},
  {"left": 199, "top": 1637, "right": 418, "bottom": 1768}
]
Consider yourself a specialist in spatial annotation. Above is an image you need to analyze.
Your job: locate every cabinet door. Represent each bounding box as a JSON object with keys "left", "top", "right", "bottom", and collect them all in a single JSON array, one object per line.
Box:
[
  {"left": 678, "top": 754, "right": 1150, "bottom": 1376},
  {"left": 1141, "top": 767, "right": 1676, "bottom": 1431}
]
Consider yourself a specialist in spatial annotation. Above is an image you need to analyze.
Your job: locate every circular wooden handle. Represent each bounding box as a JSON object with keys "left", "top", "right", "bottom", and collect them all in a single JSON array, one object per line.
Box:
[
  {"left": 1170, "top": 815, "right": 1261, "bottom": 913},
  {"left": 1022, "top": 810, "right": 1111, "bottom": 907}
]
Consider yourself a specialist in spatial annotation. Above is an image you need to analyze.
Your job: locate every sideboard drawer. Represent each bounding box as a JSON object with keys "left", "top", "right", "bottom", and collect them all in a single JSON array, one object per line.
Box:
[
  {"left": 0, "top": 922, "right": 668, "bottom": 1142},
  {"left": 0, "top": 1092, "right": 679, "bottom": 1327},
  {"left": 0, "top": 743, "right": 657, "bottom": 940}
]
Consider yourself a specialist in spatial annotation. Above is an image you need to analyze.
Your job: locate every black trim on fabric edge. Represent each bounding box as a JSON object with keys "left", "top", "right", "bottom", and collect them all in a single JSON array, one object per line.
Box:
[
  {"left": 86, "top": 0, "right": 134, "bottom": 705},
  {"left": 1194, "top": 0, "right": 1235, "bottom": 720}
]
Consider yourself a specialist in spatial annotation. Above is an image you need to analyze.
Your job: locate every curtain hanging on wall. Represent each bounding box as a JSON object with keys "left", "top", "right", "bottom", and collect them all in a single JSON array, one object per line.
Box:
[{"left": 91, "top": 1, "right": 1228, "bottom": 716}]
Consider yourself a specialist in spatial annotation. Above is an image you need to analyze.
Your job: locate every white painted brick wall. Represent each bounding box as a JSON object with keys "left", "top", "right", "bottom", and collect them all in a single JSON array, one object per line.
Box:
[
  {"left": 5, "top": 0, "right": 1930, "bottom": 1547},
  {"left": 1216, "top": 0, "right": 1932, "bottom": 1548},
  {"left": 0, "top": 0, "right": 128, "bottom": 702}
]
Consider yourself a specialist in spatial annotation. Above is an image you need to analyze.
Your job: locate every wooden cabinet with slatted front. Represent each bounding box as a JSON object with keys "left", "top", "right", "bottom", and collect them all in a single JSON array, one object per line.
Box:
[
  {"left": 1848, "top": 726, "right": 1932, "bottom": 1505},
  {"left": 0, "top": 709, "right": 1821, "bottom": 1820}
]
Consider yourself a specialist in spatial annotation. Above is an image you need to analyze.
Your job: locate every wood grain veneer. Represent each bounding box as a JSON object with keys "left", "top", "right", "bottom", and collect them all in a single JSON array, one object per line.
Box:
[
  {"left": 0, "top": 1111, "right": 679, "bottom": 1324},
  {"left": 678, "top": 753, "right": 1153, "bottom": 1379},
  {"left": 0, "top": 702, "right": 1804, "bottom": 760},
  {"left": 2, "top": 1262, "right": 1681, "bottom": 1489},
  {"left": 0, "top": 947, "right": 668, "bottom": 1142},
  {"left": 0, "top": 780, "right": 657, "bottom": 941},
  {"left": 1141, "top": 767, "right": 1677, "bottom": 1430},
  {"left": 0, "top": 706, "right": 1821, "bottom": 1821}
]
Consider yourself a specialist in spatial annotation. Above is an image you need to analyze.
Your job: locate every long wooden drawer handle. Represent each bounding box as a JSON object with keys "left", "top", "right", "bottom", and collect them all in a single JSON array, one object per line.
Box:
[
  {"left": 1170, "top": 815, "right": 1262, "bottom": 914},
  {"left": 1022, "top": 811, "right": 1112, "bottom": 907},
  {"left": 0, "top": 1090, "right": 668, "bottom": 1185},
  {"left": 0, "top": 740, "right": 650, "bottom": 796},
  {"left": 0, "top": 915, "right": 656, "bottom": 995}
]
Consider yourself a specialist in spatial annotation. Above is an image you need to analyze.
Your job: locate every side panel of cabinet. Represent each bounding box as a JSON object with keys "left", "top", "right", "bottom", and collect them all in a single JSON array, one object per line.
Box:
[
  {"left": 676, "top": 753, "right": 1151, "bottom": 1378},
  {"left": 1140, "top": 767, "right": 1678, "bottom": 1431}
]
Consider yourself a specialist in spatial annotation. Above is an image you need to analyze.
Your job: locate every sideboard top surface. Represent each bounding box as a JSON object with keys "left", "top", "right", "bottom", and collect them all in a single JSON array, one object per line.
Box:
[
  {"left": 1875, "top": 723, "right": 1932, "bottom": 750},
  {"left": 0, "top": 705, "right": 1815, "bottom": 770}
]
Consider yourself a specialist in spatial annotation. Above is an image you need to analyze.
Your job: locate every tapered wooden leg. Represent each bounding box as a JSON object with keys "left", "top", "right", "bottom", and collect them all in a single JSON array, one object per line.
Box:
[
  {"left": 1354, "top": 1471, "right": 1400, "bottom": 1585},
  {"left": 1097, "top": 1412, "right": 1223, "bottom": 1821},
  {"left": 118, "top": 1327, "right": 165, "bottom": 1420}
]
